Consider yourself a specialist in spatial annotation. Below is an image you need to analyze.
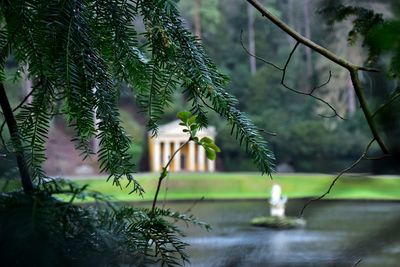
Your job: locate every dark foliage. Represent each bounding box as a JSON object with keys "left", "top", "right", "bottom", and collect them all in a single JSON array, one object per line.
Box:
[{"left": 0, "top": 179, "right": 209, "bottom": 267}]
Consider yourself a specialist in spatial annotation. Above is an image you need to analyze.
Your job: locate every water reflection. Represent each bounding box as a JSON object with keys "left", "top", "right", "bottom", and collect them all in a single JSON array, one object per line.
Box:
[{"left": 159, "top": 200, "right": 400, "bottom": 267}]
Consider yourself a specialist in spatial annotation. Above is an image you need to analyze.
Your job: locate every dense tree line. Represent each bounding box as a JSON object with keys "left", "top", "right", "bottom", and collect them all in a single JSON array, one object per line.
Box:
[{"left": 178, "top": 0, "right": 399, "bottom": 173}]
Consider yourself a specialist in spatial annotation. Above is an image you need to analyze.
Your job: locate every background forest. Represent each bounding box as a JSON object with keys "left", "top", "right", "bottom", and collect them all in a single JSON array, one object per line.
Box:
[
  {"left": 1, "top": 0, "right": 399, "bottom": 175},
  {"left": 176, "top": 0, "right": 399, "bottom": 173}
]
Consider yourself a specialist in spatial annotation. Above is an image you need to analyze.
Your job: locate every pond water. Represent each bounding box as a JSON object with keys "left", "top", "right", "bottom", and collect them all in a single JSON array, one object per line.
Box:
[{"left": 161, "top": 199, "right": 400, "bottom": 267}]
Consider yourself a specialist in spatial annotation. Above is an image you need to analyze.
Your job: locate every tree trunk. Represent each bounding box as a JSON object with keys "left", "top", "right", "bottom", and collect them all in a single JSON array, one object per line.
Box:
[
  {"left": 0, "top": 82, "right": 34, "bottom": 194},
  {"left": 303, "top": 0, "right": 313, "bottom": 89},
  {"left": 194, "top": 0, "right": 202, "bottom": 40},
  {"left": 247, "top": 3, "right": 256, "bottom": 75},
  {"left": 286, "top": 0, "right": 295, "bottom": 45},
  {"left": 347, "top": 76, "right": 356, "bottom": 115}
]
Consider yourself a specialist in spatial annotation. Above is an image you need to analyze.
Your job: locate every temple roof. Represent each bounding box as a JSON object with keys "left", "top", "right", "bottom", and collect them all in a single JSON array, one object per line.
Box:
[{"left": 150, "top": 120, "right": 216, "bottom": 138}]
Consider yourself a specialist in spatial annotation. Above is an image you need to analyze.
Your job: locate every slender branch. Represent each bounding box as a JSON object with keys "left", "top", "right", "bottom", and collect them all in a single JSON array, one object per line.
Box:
[
  {"left": 350, "top": 71, "right": 389, "bottom": 153},
  {"left": 247, "top": 0, "right": 389, "bottom": 153},
  {"left": 299, "top": 139, "right": 376, "bottom": 216},
  {"left": 183, "top": 196, "right": 205, "bottom": 214},
  {"left": 0, "top": 82, "right": 34, "bottom": 194},
  {"left": 280, "top": 43, "right": 344, "bottom": 119},
  {"left": 240, "top": 30, "right": 282, "bottom": 71},
  {"left": 151, "top": 138, "right": 190, "bottom": 214},
  {"left": 372, "top": 91, "right": 400, "bottom": 118},
  {"left": 281, "top": 42, "right": 300, "bottom": 79},
  {"left": 352, "top": 259, "right": 362, "bottom": 267},
  {"left": 242, "top": 29, "right": 341, "bottom": 119},
  {"left": 281, "top": 75, "right": 344, "bottom": 120},
  {"left": 309, "top": 71, "right": 332, "bottom": 95},
  {"left": 246, "top": 0, "right": 378, "bottom": 73},
  {"left": 12, "top": 87, "right": 35, "bottom": 112},
  {"left": 0, "top": 120, "right": 7, "bottom": 151}
]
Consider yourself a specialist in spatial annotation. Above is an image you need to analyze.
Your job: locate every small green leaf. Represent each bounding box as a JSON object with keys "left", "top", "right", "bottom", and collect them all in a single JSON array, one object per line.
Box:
[
  {"left": 205, "top": 147, "right": 216, "bottom": 160},
  {"left": 191, "top": 128, "right": 198, "bottom": 137},
  {"left": 177, "top": 111, "right": 191, "bottom": 123},
  {"left": 188, "top": 115, "right": 198, "bottom": 125},
  {"left": 190, "top": 124, "right": 198, "bottom": 131},
  {"left": 200, "top": 137, "right": 213, "bottom": 144},
  {"left": 207, "top": 142, "right": 221, "bottom": 153}
]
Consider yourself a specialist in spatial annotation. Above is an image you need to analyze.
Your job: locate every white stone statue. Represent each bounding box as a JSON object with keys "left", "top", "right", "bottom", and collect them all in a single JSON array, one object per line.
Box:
[{"left": 269, "top": 184, "right": 287, "bottom": 217}]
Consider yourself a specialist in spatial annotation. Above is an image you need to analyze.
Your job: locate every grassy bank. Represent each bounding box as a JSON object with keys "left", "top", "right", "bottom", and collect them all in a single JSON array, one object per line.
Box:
[{"left": 69, "top": 172, "right": 400, "bottom": 202}]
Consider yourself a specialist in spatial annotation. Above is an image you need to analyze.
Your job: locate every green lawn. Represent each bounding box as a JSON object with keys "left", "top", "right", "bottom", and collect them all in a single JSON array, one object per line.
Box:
[{"left": 69, "top": 172, "right": 400, "bottom": 202}]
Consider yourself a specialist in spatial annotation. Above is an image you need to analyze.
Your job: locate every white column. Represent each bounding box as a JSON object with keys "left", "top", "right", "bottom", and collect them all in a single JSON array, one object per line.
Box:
[
  {"left": 163, "top": 141, "right": 171, "bottom": 169},
  {"left": 153, "top": 140, "right": 161, "bottom": 172},
  {"left": 188, "top": 141, "right": 195, "bottom": 171},
  {"left": 92, "top": 87, "right": 100, "bottom": 154},
  {"left": 197, "top": 145, "right": 205, "bottom": 172},
  {"left": 207, "top": 158, "right": 215, "bottom": 172},
  {"left": 173, "top": 141, "right": 181, "bottom": 172}
]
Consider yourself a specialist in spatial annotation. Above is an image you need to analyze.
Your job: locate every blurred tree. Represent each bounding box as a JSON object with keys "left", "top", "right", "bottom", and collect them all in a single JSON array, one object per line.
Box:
[{"left": 319, "top": 0, "right": 400, "bottom": 173}]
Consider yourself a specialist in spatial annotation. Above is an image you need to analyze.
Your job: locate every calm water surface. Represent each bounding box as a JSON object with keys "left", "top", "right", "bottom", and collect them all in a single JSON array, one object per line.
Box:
[{"left": 160, "top": 200, "right": 400, "bottom": 267}]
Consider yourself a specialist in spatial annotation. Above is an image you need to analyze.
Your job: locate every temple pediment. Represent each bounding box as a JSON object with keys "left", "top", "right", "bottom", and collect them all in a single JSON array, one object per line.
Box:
[{"left": 157, "top": 120, "right": 216, "bottom": 137}]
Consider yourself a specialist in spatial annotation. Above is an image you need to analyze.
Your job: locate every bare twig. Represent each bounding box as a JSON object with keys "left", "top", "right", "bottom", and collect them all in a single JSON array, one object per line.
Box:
[
  {"left": 352, "top": 259, "right": 362, "bottom": 267},
  {"left": 184, "top": 196, "right": 205, "bottom": 214},
  {"left": 173, "top": 196, "right": 206, "bottom": 224},
  {"left": 310, "top": 71, "right": 332, "bottom": 95},
  {"left": 240, "top": 30, "right": 282, "bottom": 71},
  {"left": 242, "top": 29, "right": 342, "bottom": 119},
  {"left": 364, "top": 154, "right": 391, "bottom": 160},
  {"left": 280, "top": 42, "right": 344, "bottom": 119},
  {"left": 299, "top": 139, "right": 376, "bottom": 216},
  {"left": 281, "top": 42, "right": 300, "bottom": 77},
  {"left": 12, "top": 87, "right": 35, "bottom": 112},
  {"left": 247, "top": 0, "right": 389, "bottom": 154},
  {"left": 372, "top": 91, "right": 400, "bottom": 118}
]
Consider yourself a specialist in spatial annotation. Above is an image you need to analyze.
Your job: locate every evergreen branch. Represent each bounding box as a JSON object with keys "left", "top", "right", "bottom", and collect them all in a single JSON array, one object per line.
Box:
[
  {"left": 12, "top": 87, "right": 35, "bottom": 112},
  {"left": 138, "top": 1, "right": 275, "bottom": 174},
  {"left": 17, "top": 78, "right": 53, "bottom": 182}
]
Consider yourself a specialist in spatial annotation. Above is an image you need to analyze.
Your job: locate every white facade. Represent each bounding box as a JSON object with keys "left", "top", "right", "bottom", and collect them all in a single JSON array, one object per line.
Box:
[{"left": 148, "top": 120, "right": 216, "bottom": 172}]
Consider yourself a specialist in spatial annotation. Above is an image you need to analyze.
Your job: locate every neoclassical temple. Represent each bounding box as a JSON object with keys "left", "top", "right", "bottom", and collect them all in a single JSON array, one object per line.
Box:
[{"left": 148, "top": 120, "right": 216, "bottom": 172}]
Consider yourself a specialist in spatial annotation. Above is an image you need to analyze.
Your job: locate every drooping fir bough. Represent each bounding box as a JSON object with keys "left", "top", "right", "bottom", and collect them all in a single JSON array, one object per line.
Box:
[
  {"left": 0, "top": 0, "right": 274, "bottom": 266},
  {"left": 0, "top": 0, "right": 274, "bottom": 191}
]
